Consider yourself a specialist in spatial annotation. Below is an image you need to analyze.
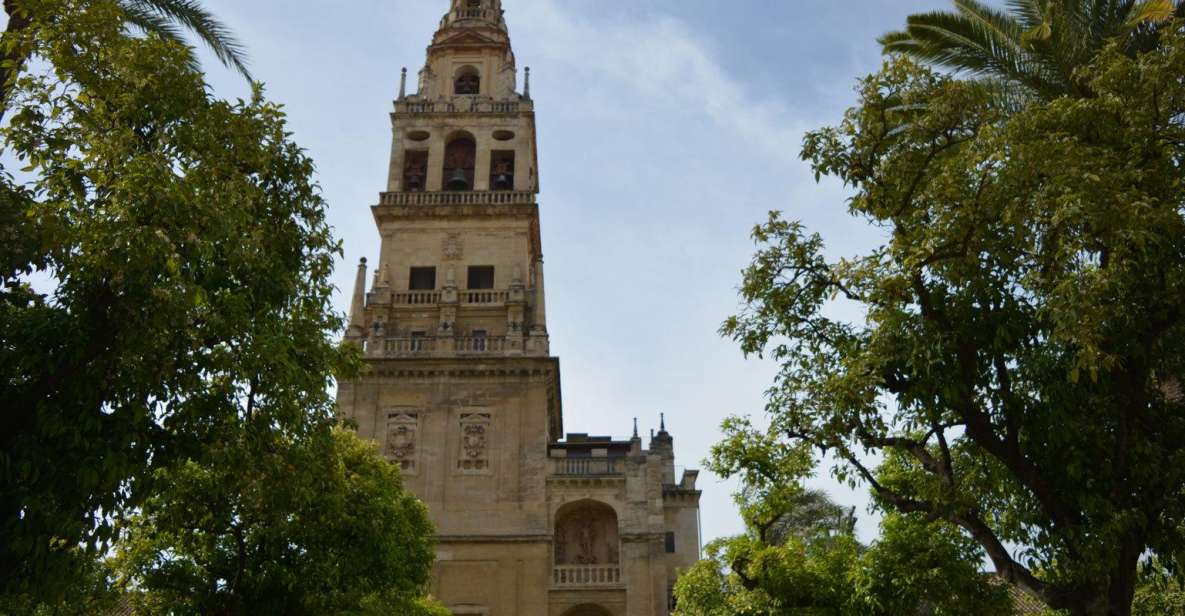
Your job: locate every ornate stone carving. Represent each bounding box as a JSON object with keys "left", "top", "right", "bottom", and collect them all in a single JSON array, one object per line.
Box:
[
  {"left": 443, "top": 233, "right": 463, "bottom": 261},
  {"left": 458, "top": 412, "right": 491, "bottom": 473},
  {"left": 385, "top": 412, "right": 419, "bottom": 473}
]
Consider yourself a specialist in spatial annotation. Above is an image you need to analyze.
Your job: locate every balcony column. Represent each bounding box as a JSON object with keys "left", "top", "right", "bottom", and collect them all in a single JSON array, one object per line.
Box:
[
  {"left": 439, "top": 266, "right": 459, "bottom": 354},
  {"left": 473, "top": 130, "right": 492, "bottom": 191},
  {"left": 426, "top": 127, "right": 445, "bottom": 190}
]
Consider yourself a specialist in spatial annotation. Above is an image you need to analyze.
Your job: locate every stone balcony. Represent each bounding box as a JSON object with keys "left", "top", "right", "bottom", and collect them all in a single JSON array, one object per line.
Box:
[
  {"left": 378, "top": 334, "right": 544, "bottom": 358},
  {"left": 393, "top": 99, "right": 532, "bottom": 116},
  {"left": 551, "top": 564, "right": 623, "bottom": 589},
  {"left": 386, "top": 289, "right": 513, "bottom": 307},
  {"left": 550, "top": 458, "right": 623, "bottom": 477},
  {"left": 378, "top": 190, "right": 536, "bottom": 207}
]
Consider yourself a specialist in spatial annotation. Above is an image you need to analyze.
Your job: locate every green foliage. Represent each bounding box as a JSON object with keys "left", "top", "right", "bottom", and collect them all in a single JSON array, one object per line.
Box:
[
  {"left": 110, "top": 428, "right": 449, "bottom": 616},
  {"left": 722, "top": 22, "right": 1185, "bottom": 616},
  {"left": 673, "top": 490, "right": 1009, "bottom": 615},
  {"left": 0, "top": 0, "right": 356, "bottom": 603},
  {"left": 880, "top": 0, "right": 1185, "bottom": 101},
  {"left": 1132, "top": 558, "right": 1185, "bottom": 616}
]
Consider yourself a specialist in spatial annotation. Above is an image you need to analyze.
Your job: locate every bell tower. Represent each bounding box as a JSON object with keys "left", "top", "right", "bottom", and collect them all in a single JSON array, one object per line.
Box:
[{"left": 337, "top": 3, "right": 700, "bottom": 615}]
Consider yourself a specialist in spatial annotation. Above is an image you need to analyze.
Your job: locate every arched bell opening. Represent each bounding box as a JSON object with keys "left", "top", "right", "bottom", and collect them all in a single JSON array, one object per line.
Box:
[
  {"left": 443, "top": 132, "right": 476, "bottom": 191},
  {"left": 454, "top": 65, "right": 481, "bottom": 95},
  {"left": 554, "top": 500, "right": 620, "bottom": 565}
]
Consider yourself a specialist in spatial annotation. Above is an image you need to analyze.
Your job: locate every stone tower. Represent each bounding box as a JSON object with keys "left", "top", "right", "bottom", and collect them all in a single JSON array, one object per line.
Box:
[{"left": 336, "top": 2, "right": 702, "bottom": 615}]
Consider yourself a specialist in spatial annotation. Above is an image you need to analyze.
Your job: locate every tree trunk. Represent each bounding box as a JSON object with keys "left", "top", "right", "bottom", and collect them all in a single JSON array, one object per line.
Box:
[{"left": 1, "top": 0, "right": 33, "bottom": 125}]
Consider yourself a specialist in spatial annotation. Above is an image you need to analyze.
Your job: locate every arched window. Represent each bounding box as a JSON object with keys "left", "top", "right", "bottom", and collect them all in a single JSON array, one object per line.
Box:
[
  {"left": 443, "top": 134, "right": 476, "bottom": 191},
  {"left": 454, "top": 66, "right": 480, "bottom": 95}
]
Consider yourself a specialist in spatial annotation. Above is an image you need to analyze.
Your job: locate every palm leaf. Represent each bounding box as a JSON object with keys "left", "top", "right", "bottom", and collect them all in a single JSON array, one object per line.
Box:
[{"left": 121, "top": 0, "right": 252, "bottom": 80}]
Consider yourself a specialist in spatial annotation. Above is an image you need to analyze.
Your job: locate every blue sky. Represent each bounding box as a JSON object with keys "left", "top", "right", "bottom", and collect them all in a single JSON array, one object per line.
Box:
[{"left": 63, "top": 0, "right": 966, "bottom": 545}]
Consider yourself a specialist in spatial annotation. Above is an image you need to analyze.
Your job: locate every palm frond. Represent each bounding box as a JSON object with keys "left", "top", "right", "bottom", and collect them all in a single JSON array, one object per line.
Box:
[
  {"left": 120, "top": 0, "right": 251, "bottom": 80},
  {"left": 119, "top": 4, "right": 204, "bottom": 75}
]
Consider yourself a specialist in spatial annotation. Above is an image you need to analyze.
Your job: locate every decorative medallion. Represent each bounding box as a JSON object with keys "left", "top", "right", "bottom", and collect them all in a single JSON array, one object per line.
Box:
[
  {"left": 457, "top": 412, "right": 491, "bottom": 473},
  {"left": 385, "top": 412, "right": 419, "bottom": 473}
]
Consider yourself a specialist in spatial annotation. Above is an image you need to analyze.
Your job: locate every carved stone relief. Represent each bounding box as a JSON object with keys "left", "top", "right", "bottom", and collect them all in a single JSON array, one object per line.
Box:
[
  {"left": 442, "top": 233, "right": 463, "bottom": 261},
  {"left": 457, "top": 412, "right": 491, "bottom": 473},
  {"left": 385, "top": 411, "right": 419, "bottom": 473}
]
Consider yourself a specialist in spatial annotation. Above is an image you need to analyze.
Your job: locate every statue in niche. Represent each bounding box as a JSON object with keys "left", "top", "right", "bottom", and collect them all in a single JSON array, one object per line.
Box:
[{"left": 575, "top": 519, "right": 597, "bottom": 564}]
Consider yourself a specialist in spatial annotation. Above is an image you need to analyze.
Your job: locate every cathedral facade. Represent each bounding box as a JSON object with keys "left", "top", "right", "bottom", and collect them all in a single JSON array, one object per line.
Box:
[{"left": 335, "top": 2, "right": 701, "bottom": 615}]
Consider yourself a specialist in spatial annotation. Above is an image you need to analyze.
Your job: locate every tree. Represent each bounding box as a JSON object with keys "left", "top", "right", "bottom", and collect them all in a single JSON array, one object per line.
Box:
[
  {"left": 673, "top": 420, "right": 1009, "bottom": 615},
  {"left": 0, "top": 0, "right": 352, "bottom": 602},
  {"left": 880, "top": 0, "right": 1185, "bottom": 101},
  {"left": 2, "top": 0, "right": 249, "bottom": 121},
  {"left": 110, "top": 428, "right": 449, "bottom": 616},
  {"left": 721, "top": 26, "right": 1185, "bottom": 616}
]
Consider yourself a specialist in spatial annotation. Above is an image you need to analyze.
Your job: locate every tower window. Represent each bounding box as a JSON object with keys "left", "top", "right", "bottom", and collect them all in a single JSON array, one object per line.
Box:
[
  {"left": 665, "top": 531, "right": 676, "bottom": 553},
  {"left": 444, "top": 135, "right": 476, "bottom": 191},
  {"left": 409, "top": 267, "right": 436, "bottom": 290},
  {"left": 454, "top": 66, "right": 480, "bottom": 95},
  {"left": 403, "top": 150, "right": 428, "bottom": 192},
  {"left": 467, "top": 266, "right": 495, "bottom": 289},
  {"left": 490, "top": 151, "right": 515, "bottom": 191}
]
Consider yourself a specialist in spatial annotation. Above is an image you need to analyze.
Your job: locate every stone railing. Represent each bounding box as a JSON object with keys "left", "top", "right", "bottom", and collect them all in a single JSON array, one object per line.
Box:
[
  {"left": 379, "top": 191, "right": 535, "bottom": 207},
  {"left": 394, "top": 99, "right": 531, "bottom": 116},
  {"left": 552, "top": 565, "right": 622, "bottom": 588},
  {"left": 463, "top": 290, "right": 509, "bottom": 305},
  {"left": 391, "top": 291, "right": 441, "bottom": 305},
  {"left": 441, "top": 7, "right": 501, "bottom": 25},
  {"left": 380, "top": 336, "right": 516, "bottom": 357},
  {"left": 551, "top": 458, "right": 622, "bottom": 476},
  {"left": 384, "top": 337, "right": 435, "bottom": 356},
  {"left": 455, "top": 335, "right": 506, "bottom": 355}
]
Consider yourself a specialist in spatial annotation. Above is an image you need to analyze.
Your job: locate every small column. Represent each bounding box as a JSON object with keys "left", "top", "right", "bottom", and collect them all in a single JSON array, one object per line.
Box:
[
  {"left": 528, "top": 256, "right": 549, "bottom": 355},
  {"left": 474, "top": 131, "right": 492, "bottom": 191},
  {"left": 425, "top": 127, "right": 445, "bottom": 191},
  {"left": 531, "top": 256, "right": 547, "bottom": 332},
  {"left": 438, "top": 266, "right": 458, "bottom": 354},
  {"left": 346, "top": 257, "right": 368, "bottom": 340},
  {"left": 523, "top": 66, "right": 531, "bottom": 99},
  {"left": 398, "top": 67, "right": 407, "bottom": 100}
]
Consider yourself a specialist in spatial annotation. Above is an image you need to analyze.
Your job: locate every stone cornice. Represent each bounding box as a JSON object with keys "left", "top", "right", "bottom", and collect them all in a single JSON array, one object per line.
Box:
[{"left": 437, "top": 533, "right": 551, "bottom": 544}]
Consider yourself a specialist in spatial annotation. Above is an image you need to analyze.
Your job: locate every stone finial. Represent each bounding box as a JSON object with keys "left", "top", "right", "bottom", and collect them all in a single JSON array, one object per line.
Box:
[
  {"left": 347, "top": 257, "right": 368, "bottom": 338},
  {"left": 660, "top": 412, "right": 666, "bottom": 432},
  {"left": 398, "top": 67, "right": 407, "bottom": 99},
  {"left": 632, "top": 418, "right": 639, "bottom": 439},
  {"left": 523, "top": 66, "right": 531, "bottom": 99}
]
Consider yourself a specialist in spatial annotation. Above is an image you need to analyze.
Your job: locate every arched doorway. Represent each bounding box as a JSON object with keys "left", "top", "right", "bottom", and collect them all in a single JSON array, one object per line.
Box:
[
  {"left": 554, "top": 500, "right": 620, "bottom": 565},
  {"left": 561, "top": 604, "right": 613, "bottom": 616}
]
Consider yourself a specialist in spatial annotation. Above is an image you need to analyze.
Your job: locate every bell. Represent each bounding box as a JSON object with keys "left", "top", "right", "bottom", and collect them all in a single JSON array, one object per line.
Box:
[
  {"left": 405, "top": 174, "right": 423, "bottom": 191},
  {"left": 446, "top": 168, "right": 470, "bottom": 191},
  {"left": 494, "top": 173, "right": 513, "bottom": 190}
]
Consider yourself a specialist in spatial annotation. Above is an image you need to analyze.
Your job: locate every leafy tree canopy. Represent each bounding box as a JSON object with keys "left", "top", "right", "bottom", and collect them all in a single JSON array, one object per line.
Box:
[
  {"left": 0, "top": 0, "right": 354, "bottom": 602},
  {"left": 110, "top": 428, "right": 449, "bottom": 616},
  {"left": 674, "top": 422, "right": 1009, "bottom": 615},
  {"left": 721, "top": 21, "right": 1185, "bottom": 616}
]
